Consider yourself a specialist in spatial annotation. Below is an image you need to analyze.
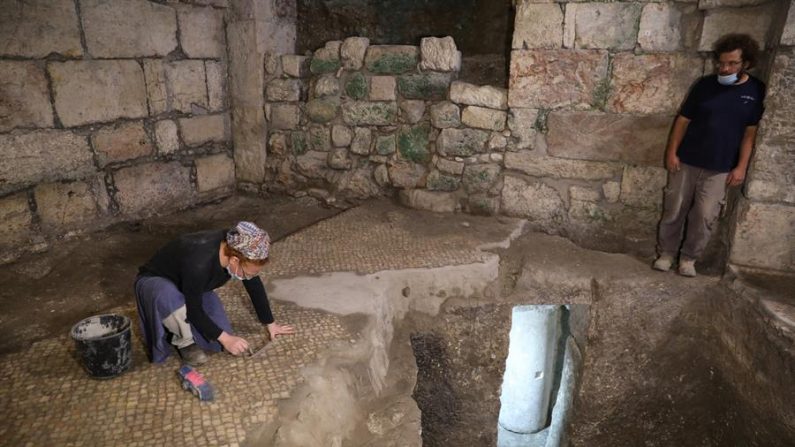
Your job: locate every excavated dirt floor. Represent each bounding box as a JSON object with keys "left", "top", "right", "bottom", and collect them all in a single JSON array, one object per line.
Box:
[{"left": 1, "top": 194, "right": 793, "bottom": 446}]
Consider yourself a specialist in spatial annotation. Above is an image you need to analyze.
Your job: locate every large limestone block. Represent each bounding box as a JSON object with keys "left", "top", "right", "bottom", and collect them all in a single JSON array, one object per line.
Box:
[
  {"left": 399, "top": 189, "right": 457, "bottom": 213},
  {"left": 513, "top": 3, "right": 564, "bottom": 49},
  {"left": 341, "top": 37, "right": 370, "bottom": 70},
  {"left": 450, "top": 82, "right": 508, "bottom": 110},
  {"left": 546, "top": 112, "right": 671, "bottom": 165},
  {"left": 342, "top": 101, "right": 398, "bottom": 126},
  {"left": 81, "top": 0, "right": 177, "bottom": 57},
  {"left": 350, "top": 127, "right": 372, "bottom": 155},
  {"left": 783, "top": 4, "right": 795, "bottom": 46},
  {"left": 699, "top": 4, "right": 775, "bottom": 51},
  {"left": 0, "top": 0, "right": 82, "bottom": 58},
  {"left": 419, "top": 36, "right": 461, "bottom": 72},
  {"left": 179, "top": 114, "right": 228, "bottom": 146},
  {"left": 0, "top": 61, "right": 53, "bottom": 132},
  {"left": 166, "top": 60, "right": 209, "bottom": 113},
  {"left": 0, "top": 192, "right": 32, "bottom": 247},
  {"left": 91, "top": 121, "right": 153, "bottom": 167},
  {"left": 509, "top": 50, "right": 608, "bottom": 109},
  {"left": 155, "top": 120, "right": 180, "bottom": 154},
  {"left": 206, "top": 61, "right": 226, "bottom": 111},
  {"left": 0, "top": 130, "right": 93, "bottom": 194},
  {"left": 400, "top": 100, "right": 425, "bottom": 124},
  {"left": 143, "top": 60, "right": 209, "bottom": 114},
  {"left": 507, "top": 108, "right": 539, "bottom": 151},
  {"left": 505, "top": 151, "right": 621, "bottom": 180},
  {"left": 365, "top": 45, "right": 419, "bottom": 74},
  {"left": 462, "top": 106, "right": 508, "bottom": 131},
  {"left": 607, "top": 53, "right": 703, "bottom": 114},
  {"left": 638, "top": 3, "right": 700, "bottom": 52},
  {"left": 463, "top": 164, "right": 501, "bottom": 194},
  {"left": 195, "top": 153, "right": 235, "bottom": 192},
  {"left": 178, "top": 5, "right": 225, "bottom": 58},
  {"left": 426, "top": 169, "right": 460, "bottom": 191},
  {"left": 500, "top": 175, "right": 565, "bottom": 224},
  {"left": 113, "top": 162, "right": 194, "bottom": 215},
  {"left": 730, "top": 201, "right": 795, "bottom": 271},
  {"left": 744, "top": 51, "right": 795, "bottom": 199},
  {"left": 565, "top": 3, "right": 642, "bottom": 50},
  {"left": 34, "top": 178, "right": 107, "bottom": 229},
  {"left": 49, "top": 60, "right": 148, "bottom": 127},
  {"left": 437, "top": 128, "right": 490, "bottom": 157},
  {"left": 619, "top": 165, "right": 667, "bottom": 208},
  {"left": 295, "top": 151, "right": 330, "bottom": 179},
  {"left": 306, "top": 98, "right": 341, "bottom": 123}
]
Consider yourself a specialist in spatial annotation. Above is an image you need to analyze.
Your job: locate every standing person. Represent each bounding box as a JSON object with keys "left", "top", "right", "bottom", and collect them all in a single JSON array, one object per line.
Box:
[
  {"left": 654, "top": 33, "right": 766, "bottom": 277},
  {"left": 135, "top": 221, "right": 294, "bottom": 365}
]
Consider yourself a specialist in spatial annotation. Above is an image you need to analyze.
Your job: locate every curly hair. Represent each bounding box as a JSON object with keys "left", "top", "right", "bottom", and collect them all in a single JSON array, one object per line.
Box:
[{"left": 713, "top": 33, "right": 760, "bottom": 69}]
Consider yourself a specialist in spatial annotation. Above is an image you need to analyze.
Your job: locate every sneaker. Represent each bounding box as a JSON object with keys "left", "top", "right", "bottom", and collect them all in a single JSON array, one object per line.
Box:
[
  {"left": 653, "top": 254, "right": 674, "bottom": 272},
  {"left": 678, "top": 258, "right": 697, "bottom": 277},
  {"left": 178, "top": 344, "right": 208, "bottom": 366}
]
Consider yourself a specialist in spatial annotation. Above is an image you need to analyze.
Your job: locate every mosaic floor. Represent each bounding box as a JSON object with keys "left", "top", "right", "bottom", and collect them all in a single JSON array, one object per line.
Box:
[
  {"left": 0, "top": 281, "right": 350, "bottom": 447},
  {"left": 0, "top": 200, "right": 524, "bottom": 446}
]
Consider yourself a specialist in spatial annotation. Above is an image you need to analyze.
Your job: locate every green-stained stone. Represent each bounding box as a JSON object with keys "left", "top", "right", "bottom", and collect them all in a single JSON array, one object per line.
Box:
[
  {"left": 291, "top": 131, "right": 308, "bottom": 155},
  {"left": 397, "top": 73, "right": 449, "bottom": 100},
  {"left": 345, "top": 73, "right": 368, "bottom": 100},
  {"left": 426, "top": 170, "right": 461, "bottom": 192},
  {"left": 342, "top": 101, "right": 398, "bottom": 126},
  {"left": 397, "top": 124, "right": 430, "bottom": 163},
  {"left": 375, "top": 134, "right": 396, "bottom": 155},
  {"left": 309, "top": 125, "right": 330, "bottom": 151},
  {"left": 310, "top": 57, "right": 341, "bottom": 75},
  {"left": 306, "top": 98, "right": 340, "bottom": 123},
  {"left": 366, "top": 52, "right": 418, "bottom": 74},
  {"left": 463, "top": 164, "right": 501, "bottom": 194}
]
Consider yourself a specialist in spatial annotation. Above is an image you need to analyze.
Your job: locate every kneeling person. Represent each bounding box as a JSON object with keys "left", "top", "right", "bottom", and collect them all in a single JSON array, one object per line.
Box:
[{"left": 135, "top": 221, "right": 294, "bottom": 365}]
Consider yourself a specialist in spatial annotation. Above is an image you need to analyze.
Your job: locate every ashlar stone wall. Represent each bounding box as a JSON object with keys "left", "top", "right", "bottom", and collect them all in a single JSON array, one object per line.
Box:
[
  {"left": 0, "top": 0, "right": 235, "bottom": 261},
  {"left": 729, "top": 1, "right": 795, "bottom": 274},
  {"left": 505, "top": 0, "right": 787, "bottom": 258}
]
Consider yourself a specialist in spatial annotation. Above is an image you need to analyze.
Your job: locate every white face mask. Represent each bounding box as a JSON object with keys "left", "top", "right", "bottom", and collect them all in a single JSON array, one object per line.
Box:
[
  {"left": 226, "top": 258, "right": 253, "bottom": 281},
  {"left": 717, "top": 73, "right": 739, "bottom": 86}
]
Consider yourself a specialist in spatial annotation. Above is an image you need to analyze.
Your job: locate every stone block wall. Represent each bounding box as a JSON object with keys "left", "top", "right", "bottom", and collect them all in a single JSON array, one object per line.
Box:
[
  {"left": 729, "top": 2, "right": 795, "bottom": 274},
  {"left": 504, "top": 0, "right": 786, "bottom": 257},
  {"left": 0, "top": 0, "right": 235, "bottom": 260}
]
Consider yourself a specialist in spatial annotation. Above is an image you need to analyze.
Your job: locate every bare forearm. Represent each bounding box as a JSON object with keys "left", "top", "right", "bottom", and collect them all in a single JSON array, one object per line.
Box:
[
  {"left": 666, "top": 115, "right": 690, "bottom": 156},
  {"left": 735, "top": 126, "right": 757, "bottom": 171}
]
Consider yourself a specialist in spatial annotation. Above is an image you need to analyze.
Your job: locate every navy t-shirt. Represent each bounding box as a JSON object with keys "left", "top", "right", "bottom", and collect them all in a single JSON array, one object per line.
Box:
[{"left": 677, "top": 75, "right": 765, "bottom": 172}]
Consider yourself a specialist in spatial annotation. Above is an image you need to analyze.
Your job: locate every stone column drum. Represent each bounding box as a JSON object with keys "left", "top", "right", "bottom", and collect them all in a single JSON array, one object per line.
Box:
[{"left": 498, "top": 305, "right": 563, "bottom": 434}]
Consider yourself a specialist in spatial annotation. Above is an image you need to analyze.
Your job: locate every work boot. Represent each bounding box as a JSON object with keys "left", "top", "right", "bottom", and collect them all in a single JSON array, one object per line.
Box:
[
  {"left": 652, "top": 254, "right": 674, "bottom": 272},
  {"left": 678, "top": 258, "right": 697, "bottom": 277},
  {"left": 178, "top": 344, "right": 208, "bottom": 366}
]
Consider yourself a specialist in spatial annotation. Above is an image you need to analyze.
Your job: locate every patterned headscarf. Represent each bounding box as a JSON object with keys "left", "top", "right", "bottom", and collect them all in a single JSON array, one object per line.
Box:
[{"left": 226, "top": 221, "right": 270, "bottom": 260}]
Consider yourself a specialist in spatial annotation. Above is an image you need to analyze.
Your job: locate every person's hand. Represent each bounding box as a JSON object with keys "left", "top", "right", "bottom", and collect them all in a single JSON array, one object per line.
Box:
[
  {"left": 666, "top": 153, "right": 680, "bottom": 173},
  {"left": 726, "top": 166, "right": 746, "bottom": 186},
  {"left": 267, "top": 322, "right": 295, "bottom": 340},
  {"left": 218, "top": 331, "right": 249, "bottom": 355}
]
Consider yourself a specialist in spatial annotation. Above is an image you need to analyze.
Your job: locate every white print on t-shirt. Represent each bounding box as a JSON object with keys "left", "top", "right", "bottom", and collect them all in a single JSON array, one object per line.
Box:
[{"left": 740, "top": 95, "right": 756, "bottom": 103}]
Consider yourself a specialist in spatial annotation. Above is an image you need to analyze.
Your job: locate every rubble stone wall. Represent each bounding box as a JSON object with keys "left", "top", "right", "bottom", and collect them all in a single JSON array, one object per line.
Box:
[{"left": 0, "top": 0, "right": 235, "bottom": 261}]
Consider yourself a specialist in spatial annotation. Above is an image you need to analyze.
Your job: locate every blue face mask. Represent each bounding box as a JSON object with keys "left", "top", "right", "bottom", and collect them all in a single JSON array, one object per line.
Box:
[
  {"left": 717, "top": 73, "right": 739, "bottom": 85},
  {"left": 227, "top": 265, "right": 245, "bottom": 281}
]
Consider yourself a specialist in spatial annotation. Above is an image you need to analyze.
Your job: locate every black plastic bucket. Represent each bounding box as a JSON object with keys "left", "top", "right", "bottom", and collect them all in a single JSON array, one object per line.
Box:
[{"left": 70, "top": 314, "right": 132, "bottom": 379}]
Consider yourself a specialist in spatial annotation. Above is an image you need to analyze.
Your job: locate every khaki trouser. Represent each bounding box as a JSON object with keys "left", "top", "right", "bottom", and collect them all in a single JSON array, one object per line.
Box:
[
  {"left": 657, "top": 163, "right": 728, "bottom": 261},
  {"left": 162, "top": 305, "right": 195, "bottom": 349}
]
